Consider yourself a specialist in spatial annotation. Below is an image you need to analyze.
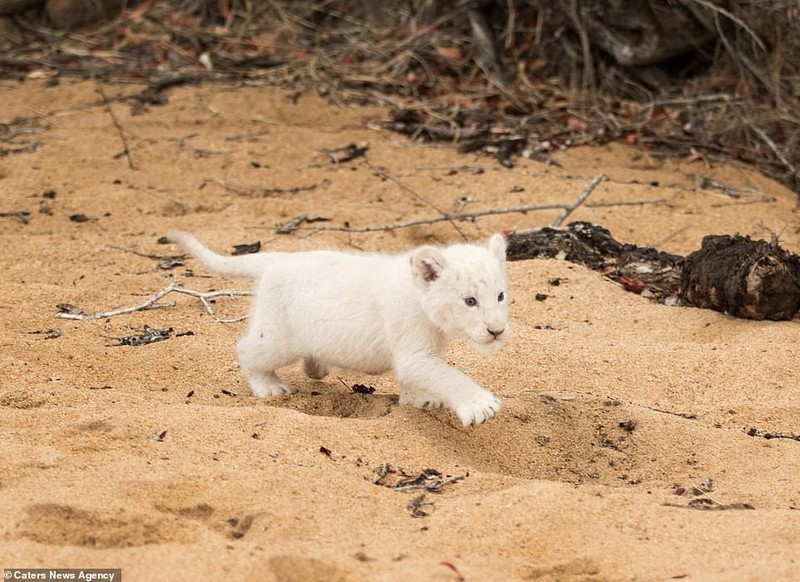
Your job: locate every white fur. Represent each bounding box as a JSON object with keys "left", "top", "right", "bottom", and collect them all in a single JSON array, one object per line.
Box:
[{"left": 167, "top": 230, "right": 510, "bottom": 426}]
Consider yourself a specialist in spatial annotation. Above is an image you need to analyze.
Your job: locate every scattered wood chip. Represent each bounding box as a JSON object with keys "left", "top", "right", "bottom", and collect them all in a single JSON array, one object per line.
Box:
[
  {"left": 158, "top": 257, "right": 185, "bottom": 270},
  {"left": 227, "top": 514, "right": 254, "bottom": 539},
  {"left": 372, "top": 464, "right": 465, "bottom": 492},
  {"left": 29, "top": 327, "right": 62, "bottom": 339},
  {"left": 261, "top": 183, "right": 319, "bottom": 197},
  {"left": 687, "top": 498, "right": 755, "bottom": 511},
  {"left": 220, "top": 389, "right": 237, "bottom": 397},
  {"left": 324, "top": 142, "right": 369, "bottom": 164},
  {"left": 274, "top": 213, "right": 331, "bottom": 235},
  {"left": 407, "top": 494, "right": 434, "bottom": 518},
  {"left": 319, "top": 445, "right": 334, "bottom": 459},
  {"left": 232, "top": 241, "right": 261, "bottom": 255},
  {"left": 352, "top": 383, "right": 376, "bottom": 394},
  {"left": 0, "top": 210, "right": 31, "bottom": 224},
  {"left": 56, "top": 303, "right": 86, "bottom": 316},
  {"left": 69, "top": 213, "right": 94, "bottom": 223},
  {"left": 394, "top": 469, "right": 449, "bottom": 492},
  {"left": 107, "top": 325, "right": 173, "bottom": 346},
  {"left": 150, "top": 429, "right": 168, "bottom": 442},
  {"left": 692, "top": 478, "right": 714, "bottom": 495},
  {"left": 372, "top": 463, "right": 392, "bottom": 485}
]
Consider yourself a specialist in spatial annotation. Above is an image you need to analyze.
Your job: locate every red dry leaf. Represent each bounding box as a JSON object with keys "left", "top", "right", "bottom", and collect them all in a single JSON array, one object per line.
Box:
[
  {"left": 127, "top": 0, "right": 155, "bottom": 20},
  {"left": 684, "top": 147, "right": 704, "bottom": 164},
  {"left": 441, "top": 562, "right": 465, "bottom": 581},
  {"left": 616, "top": 275, "right": 646, "bottom": 294},
  {"left": 566, "top": 115, "right": 588, "bottom": 131},
  {"left": 436, "top": 46, "right": 463, "bottom": 61}
]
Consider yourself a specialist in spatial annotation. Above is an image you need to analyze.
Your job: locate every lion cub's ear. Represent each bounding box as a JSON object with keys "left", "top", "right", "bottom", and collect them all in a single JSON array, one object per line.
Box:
[
  {"left": 411, "top": 246, "right": 447, "bottom": 287},
  {"left": 487, "top": 233, "right": 506, "bottom": 263}
]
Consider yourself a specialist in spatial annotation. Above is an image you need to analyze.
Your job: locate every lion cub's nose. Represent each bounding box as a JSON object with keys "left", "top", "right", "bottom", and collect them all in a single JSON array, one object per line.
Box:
[{"left": 488, "top": 327, "right": 505, "bottom": 339}]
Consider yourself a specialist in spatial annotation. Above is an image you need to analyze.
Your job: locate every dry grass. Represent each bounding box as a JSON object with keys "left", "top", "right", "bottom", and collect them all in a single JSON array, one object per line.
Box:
[{"left": 2, "top": 0, "right": 798, "bottom": 193}]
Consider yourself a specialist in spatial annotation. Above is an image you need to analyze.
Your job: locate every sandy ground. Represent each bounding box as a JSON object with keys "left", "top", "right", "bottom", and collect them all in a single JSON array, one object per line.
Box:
[{"left": 1, "top": 79, "right": 799, "bottom": 581}]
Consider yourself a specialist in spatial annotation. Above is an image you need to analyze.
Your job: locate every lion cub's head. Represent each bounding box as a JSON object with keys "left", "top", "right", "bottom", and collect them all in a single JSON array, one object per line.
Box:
[{"left": 411, "top": 234, "right": 510, "bottom": 352}]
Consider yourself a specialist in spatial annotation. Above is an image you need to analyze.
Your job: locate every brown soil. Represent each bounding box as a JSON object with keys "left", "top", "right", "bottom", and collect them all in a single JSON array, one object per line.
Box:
[{"left": 2, "top": 79, "right": 800, "bottom": 581}]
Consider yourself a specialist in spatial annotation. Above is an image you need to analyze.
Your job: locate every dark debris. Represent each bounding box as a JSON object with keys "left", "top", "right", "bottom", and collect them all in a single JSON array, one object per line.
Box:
[
  {"left": 232, "top": 241, "right": 261, "bottom": 256},
  {"left": 274, "top": 214, "right": 331, "bottom": 235},
  {"left": 372, "top": 464, "right": 465, "bottom": 493},
  {"left": 352, "top": 383, "right": 376, "bottom": 395},
  {"left": 324, "top": 143, "right": 369, "bottom": 165},
  {"left": 108, "top": 326, "right": 173, "bottom": 347}
]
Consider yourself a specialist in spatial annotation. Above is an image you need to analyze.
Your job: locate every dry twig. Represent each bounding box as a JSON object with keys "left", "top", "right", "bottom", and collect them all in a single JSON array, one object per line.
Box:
[
  {"left": 96, "top": 83, "right": 135, "bottom": 170},
  {"left": 55, "top": 278, "right": 250, "bottom": 320},
  {"left": 750, "top": 124, "right": 799, "bottom": 180},
  {"left": 0, "top": 211, "right": 31, "bottom": 224},
  {"left": 364, "top": 159, "right": 468, "bottom": 241},
  {"left": 306, "top": 176, "right": 657, "bottom": 235},
  {"left": 550, "top": 175, "right": 604, "bottom": 227}
]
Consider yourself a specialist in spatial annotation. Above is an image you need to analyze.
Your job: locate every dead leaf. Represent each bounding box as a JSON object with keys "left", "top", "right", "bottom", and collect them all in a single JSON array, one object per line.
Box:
[
  {"left": 232, "top": 241, "right": 261, "bottom": 255},
  {"left": 151, "top": 430, "right": 168, "bottom": 442}
]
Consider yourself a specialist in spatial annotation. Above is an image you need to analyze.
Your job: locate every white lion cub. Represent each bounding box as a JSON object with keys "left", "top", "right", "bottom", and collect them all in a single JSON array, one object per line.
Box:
[{"left": 167, "top": 231, "right": 510, "bottom": 426}]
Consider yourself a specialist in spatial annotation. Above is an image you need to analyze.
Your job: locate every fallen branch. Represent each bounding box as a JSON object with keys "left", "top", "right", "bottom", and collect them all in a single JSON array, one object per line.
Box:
[
  {"left": 55, "top": 278, "right": 251, "bottom": 320},
  {"left": 0, "top": 211, "right": 31, "bottom": 224},
  {"left": 306, "top": 176, "right": 646, "bottom": 234},
  {"left": 550, "top": 175, "right": 604, "bottom": 227},
  {"left": 364, "top": 159, "right": 468, "bottom": 241},
  {"left": 306, "top": 202, "right": 568, "bottom": 234},
  {"left": 750, "top": 124, "right": 799, "bottom": 182},
  {"left": 746, "top": 427, "right": 800, "bottom": 442},
  {"left": 97, "top": 83, "right": 136, "bottom": 170}
]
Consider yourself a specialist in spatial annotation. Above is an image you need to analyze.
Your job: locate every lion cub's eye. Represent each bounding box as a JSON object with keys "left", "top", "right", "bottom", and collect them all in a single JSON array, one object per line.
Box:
[
  {"left": 498, "top": 291, "right": 505, "bottom": 302},
  {"left": 464, "top": 297, "right": 478, "bottom": 307}
]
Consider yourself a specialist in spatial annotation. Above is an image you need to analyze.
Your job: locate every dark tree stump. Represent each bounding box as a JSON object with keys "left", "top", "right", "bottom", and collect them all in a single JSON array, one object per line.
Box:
[
  {"left": 506, "top": 222, "right": 623, "bottom": 268},
  {"left": 681, "top": 235, "right": 800, "bottom": 321},
  {"left": 507, "top": 223, "right": 800, "bottom": 321},
  {"left": 507, "top": 222, "right": 682, "bottom": 292}
]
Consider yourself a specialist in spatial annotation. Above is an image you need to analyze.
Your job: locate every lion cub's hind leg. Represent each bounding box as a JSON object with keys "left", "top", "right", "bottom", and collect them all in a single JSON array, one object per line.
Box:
[
  {"left": 236, "top": 329, "right": 297, "bottom": 397},
  {"left": 303, "top": 357, "right": 330, "bottom": 380}
]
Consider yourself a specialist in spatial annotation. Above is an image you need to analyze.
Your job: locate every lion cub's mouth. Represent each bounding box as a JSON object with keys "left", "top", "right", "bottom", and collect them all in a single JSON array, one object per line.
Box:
[{"left": 471, "top": 335, "right": 505, "bottom": 353}]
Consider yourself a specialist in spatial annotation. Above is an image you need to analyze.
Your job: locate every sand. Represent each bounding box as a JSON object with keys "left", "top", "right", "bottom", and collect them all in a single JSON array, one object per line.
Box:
[{"left": 1, "top": 79, "right": 799, "bottom": 581}]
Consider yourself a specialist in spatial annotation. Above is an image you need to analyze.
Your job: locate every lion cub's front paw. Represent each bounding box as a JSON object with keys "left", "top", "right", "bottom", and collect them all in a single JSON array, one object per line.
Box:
[
  {"left": 399, "top": 388, "right": 445, "bottom": 409},
  {"left": 455, "top": 390, "right": 501, "bottom": 427}
]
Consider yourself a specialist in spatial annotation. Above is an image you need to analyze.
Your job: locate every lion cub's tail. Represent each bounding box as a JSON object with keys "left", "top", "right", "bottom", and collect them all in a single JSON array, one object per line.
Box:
[{"left": 166, "top": 230, "right": 268, "bottom": 279}]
